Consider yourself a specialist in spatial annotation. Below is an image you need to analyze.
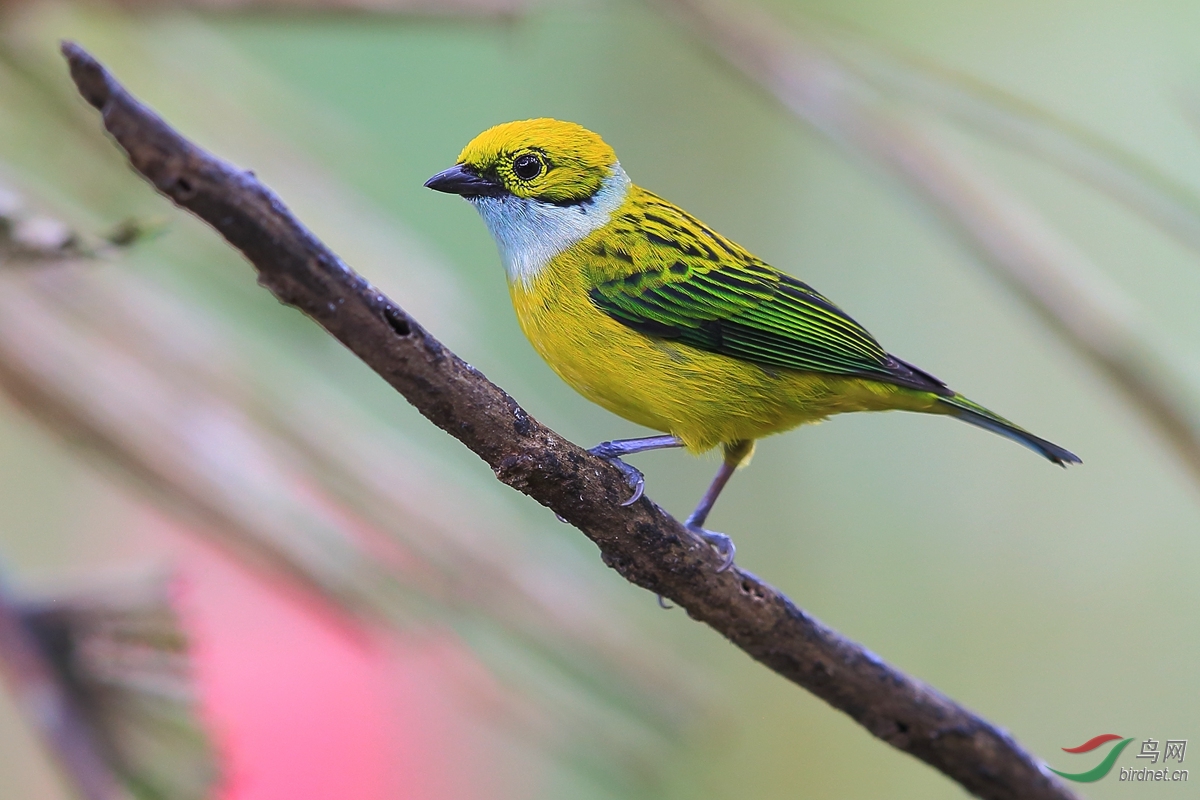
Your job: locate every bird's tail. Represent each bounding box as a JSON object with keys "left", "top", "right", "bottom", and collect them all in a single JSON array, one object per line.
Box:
[{"left": 936, "top": 394, "right": 1081, "bottom": 466}]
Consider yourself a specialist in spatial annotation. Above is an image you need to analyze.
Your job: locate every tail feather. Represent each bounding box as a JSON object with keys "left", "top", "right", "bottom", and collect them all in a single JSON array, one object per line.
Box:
[{"left": 938, "top": 394, "right": 1081, "bottom": 466}]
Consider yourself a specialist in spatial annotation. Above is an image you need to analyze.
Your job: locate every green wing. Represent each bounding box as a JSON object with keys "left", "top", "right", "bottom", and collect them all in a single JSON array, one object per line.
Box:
[{"left": 586, "top": 190, "right": 950, "bottom": 394}]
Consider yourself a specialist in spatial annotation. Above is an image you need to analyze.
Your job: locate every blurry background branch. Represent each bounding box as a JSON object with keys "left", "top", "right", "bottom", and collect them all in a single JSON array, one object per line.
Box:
[
  {"left": 0, "top": 571, "right": 216, "bottom": 800},
  {"left": 658, "top": 0, "right": 1200, "bottom": 486},
  {"left": 802, "top": 14, "right": 1200, "bottom": 257},
  {"left": 3, "top": 0, "right": 529, "bottom": 15},
  {"left": 0, "top": 576, "right": 124, "bottom": 800},
  {"left": 59, "top": 41, "right": 1078, "bottom": 800},
  {"left": 0, "top": 186, "right": 148, "bottom": 262},
  {"left": 0, "top": 191, "right": 216, "bottom": 800}
]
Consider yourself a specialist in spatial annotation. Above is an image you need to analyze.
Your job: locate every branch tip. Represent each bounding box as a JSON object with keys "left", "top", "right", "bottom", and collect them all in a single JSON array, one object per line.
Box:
[{"left": 61, "top": 42, "right": 113, "bottom": 112}]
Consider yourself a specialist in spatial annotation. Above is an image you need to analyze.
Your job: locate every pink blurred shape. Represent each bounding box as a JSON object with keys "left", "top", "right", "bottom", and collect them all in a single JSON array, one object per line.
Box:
[{"left": 173, "top": 538, "right": 503, "bottom": 800}]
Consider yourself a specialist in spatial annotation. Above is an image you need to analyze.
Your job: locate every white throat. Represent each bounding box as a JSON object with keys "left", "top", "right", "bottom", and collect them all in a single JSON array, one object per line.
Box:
[{"left": 469, "top": 164, "right": 631, "bottom": 286}]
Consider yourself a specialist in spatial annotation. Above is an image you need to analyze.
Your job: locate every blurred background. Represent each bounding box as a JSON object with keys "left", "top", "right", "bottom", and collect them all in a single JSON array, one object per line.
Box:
[{"left": 1, "top": 0, "right": 1198, "bottom": 798}]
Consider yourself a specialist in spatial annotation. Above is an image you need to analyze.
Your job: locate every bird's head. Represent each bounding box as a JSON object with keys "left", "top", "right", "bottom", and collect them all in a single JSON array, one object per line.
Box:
[
  {"left": 425, "top": 119, "right": 632, "bottom": 284},
  {"left": 425, "top": 118, "right": 618, "bottom": 204}
]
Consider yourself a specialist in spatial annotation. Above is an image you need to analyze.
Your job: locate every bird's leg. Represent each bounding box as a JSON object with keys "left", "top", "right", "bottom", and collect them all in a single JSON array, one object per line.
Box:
[
  {"left": 684, "top": 461, "right": 738, "bottom": 571},
  {"left": 684, "top": 440, "right": 754, "bottom": 572},
  {"left": 588, "top": 434, "right": 684, "bottom": 506}
]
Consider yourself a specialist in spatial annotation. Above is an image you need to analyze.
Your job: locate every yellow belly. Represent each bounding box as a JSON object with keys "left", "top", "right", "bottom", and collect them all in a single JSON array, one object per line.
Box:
[{"left": 509, "top": 253, "right": 942, "bottom": 453}]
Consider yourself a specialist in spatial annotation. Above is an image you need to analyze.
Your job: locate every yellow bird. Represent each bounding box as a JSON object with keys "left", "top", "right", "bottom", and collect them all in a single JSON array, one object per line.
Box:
[{"left": 426, "top": 118, "right": 1079, "bottom": 570}]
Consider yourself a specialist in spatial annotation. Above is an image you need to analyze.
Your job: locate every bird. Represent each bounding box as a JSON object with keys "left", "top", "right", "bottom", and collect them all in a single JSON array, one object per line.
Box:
[{"left": 425, "top": 118, "right": 1080, "bottom": 571}]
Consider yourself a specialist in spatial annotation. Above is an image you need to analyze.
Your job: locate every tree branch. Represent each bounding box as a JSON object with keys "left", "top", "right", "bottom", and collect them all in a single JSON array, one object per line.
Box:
[{"left": 59, "top": 42, "right": 1076, "bottom": 800}]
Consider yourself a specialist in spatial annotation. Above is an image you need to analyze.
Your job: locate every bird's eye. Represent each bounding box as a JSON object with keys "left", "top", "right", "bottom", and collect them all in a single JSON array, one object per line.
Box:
[{"left": 513, "top": 154, "right": 543, "bottom": 181}]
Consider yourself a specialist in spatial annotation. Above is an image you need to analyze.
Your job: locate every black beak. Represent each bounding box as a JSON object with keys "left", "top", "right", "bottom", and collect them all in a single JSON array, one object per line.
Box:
[{"left": 424, "top": 164, "right": 506, "bottom": 198}]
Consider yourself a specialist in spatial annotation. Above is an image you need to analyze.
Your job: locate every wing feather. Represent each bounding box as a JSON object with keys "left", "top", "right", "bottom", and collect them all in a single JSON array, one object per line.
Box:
[{"left": 586, "top": 190, "right": 950, "bottom": 395}]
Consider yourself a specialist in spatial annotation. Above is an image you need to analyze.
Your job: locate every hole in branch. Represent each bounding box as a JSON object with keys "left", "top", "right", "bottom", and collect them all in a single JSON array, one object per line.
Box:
[
  {"left": 174, "top": 177, "right": 196, "bottom": 198},
  {"left": 382, "top": 305, "right": 411, "bottom": 336}
]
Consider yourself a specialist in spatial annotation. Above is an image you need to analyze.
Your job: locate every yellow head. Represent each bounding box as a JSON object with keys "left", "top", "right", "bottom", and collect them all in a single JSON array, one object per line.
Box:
[
  {"left": 426, "top": 119, "right": 632, "bottom": 284},
  {"left": 453, "top": 118, "right": 617, "bottom": 203}
]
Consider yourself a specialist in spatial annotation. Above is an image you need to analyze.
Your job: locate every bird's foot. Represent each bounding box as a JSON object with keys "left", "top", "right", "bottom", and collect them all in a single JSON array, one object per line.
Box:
[
  {"left": 686, "top": 523, "right": 736, "bottom": 572},
  {"left": 587, "top": 445, "right": 645, "bottom": 506}
]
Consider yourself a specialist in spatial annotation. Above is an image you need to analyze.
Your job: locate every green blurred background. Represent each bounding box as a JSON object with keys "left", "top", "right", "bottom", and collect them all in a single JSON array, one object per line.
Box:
[{"left": 1, "top": 0, "right": 1198, "bottom": 798}]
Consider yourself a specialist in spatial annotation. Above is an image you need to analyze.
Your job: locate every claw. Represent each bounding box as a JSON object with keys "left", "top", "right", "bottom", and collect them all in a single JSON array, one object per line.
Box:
[
  {"left": 686, "top": 524, "right": 736, "bottom": 572},
  {"left": 620, "top": 468, "right": 645, "bottom": 506},
  {"left": 657, "top": 595, "right": 673, "bottom": 610},
  {"left": 588, "top": 447, "right": 645, "bottom": 506}
]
